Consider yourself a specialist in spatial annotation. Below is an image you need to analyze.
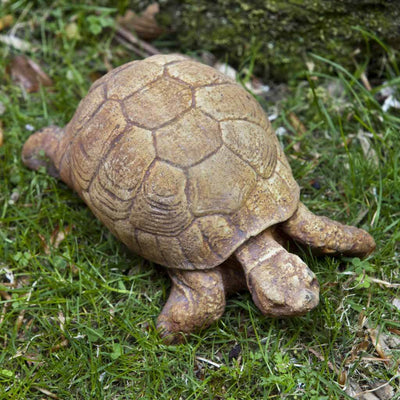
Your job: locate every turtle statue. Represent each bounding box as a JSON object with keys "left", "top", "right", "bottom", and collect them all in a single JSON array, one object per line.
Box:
[{"left": 22, "top": 54, "right": 375, "bottom": 342}]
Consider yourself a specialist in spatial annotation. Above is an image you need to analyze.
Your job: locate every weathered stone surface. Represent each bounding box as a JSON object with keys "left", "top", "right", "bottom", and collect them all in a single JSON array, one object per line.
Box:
[
  {"left": 155, "top": 108, "right": 222, "bottom": 167},
  {"left": 21, "top": 54, "right": 376, "bottom": 343},
  {"left": 188, "top": 147, "right": 257, "bottom": 216}
]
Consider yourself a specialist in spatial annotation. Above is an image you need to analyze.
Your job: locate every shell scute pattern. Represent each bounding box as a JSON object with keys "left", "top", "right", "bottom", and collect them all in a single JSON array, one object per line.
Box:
[
  {"left": 62, "top": 54, "right": 299, "bottom": 270},
  {"left": 195, "top": 84, "right": 267, "bottom": 126},
  {"left": 144, "top": 54, "right": 189, "bottom": 66},
  {"left": 129, "top": 161, "right": 193, "bottom": 237},
  {"left": 157, "top": 235, "right": 192, "bottom": 268},
  {"left": 106, "top": 60, "right": 164, "bottom": 100},
  {"left": 89, "top": 60, "right": 139, "bottom": 93},
  {"left": 113, "top": 219, "right": 141, "bottom": 254},
  {"left": 98, "top": 126, "right": 155, "bottom": 201},
  {"left": 197, "top": 215, "right": 243, "bottom": 259},
  {"left": 231, "top": 146, "right": 299, "bottom": 235},
  {"left": 70, "top": 100, "right": 126, "bottom": 192},
  {"left": 55, "top": 83, "right": 108, "bottom": 187},
  {"left": 155, "top": 108, "right": 222, "bottom": 168},
  {"left": 136, "top": 230, "right": 166, "bottom": 266},
  {"left": 123, "top": 78, "right": 193, "bottom": 129},
  {"left": 178, "top": 222, "right": 223, "bottom": 268},
  {"left": 221, "top": 120, "right": 277, "bottom": 178},
  {"left": 86, "top": 126, "right": 155, "bottom": 223},
  {"left": 187, "top": 146, "right": 257, "bottom": 216},
  {"left": 66, "top": 83, "right": 107, "bottom": 141}
]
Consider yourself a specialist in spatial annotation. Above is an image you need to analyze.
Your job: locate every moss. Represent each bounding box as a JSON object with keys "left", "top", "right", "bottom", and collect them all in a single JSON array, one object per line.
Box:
[{"left": 154, "top": 0, "right": 400, "bottom": 80}]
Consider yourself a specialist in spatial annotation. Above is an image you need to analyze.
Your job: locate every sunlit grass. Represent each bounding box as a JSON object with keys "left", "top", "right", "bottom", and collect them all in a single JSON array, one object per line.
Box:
[{"left": 0, "top": 2, "right": 399, "bottom": 399}]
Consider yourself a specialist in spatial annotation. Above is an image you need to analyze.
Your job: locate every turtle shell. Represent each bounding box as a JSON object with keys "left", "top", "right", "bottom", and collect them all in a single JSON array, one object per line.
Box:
[{"left": 55, "top": 54, "right": 300, "bottom": 270}]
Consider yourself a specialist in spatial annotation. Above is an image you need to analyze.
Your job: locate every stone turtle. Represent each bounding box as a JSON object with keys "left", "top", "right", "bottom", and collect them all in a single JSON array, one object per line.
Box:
[{"left": 22, "top": 54, "right": 375, "bottom": 342}]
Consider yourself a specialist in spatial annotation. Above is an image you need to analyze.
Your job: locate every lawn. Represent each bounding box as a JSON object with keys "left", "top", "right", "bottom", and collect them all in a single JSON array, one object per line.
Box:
[{"left": 0, "top": 2, "right": 399, "bottom": 399}]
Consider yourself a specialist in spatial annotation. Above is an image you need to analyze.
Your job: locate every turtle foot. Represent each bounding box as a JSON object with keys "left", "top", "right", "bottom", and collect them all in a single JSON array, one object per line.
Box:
[
  {"left": 246, "top": 251, "right": 319, "bottom": 316},
  {"left": 235, "top": 229, "right": 320, "bottom": 317},
  {"left": 156, "top": 268, "right": 226, "bottom": 342},
  {"left": 282, "top": 202, "right": 376, "bottom": 258}
]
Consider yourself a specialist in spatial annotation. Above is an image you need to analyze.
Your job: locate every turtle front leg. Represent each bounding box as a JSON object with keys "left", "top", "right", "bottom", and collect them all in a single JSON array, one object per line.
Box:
[
  {"left": 235, "top": 229, "right": 319, "bottom": 317},
  {"left": 157, "top": 268, "right": 226, "bottom": 343},
  {"left": 280, "top": 202, "right": 376, "bottom": 258}
]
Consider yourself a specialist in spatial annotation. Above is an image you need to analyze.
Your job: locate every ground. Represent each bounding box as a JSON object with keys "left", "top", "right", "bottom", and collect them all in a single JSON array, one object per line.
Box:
[{"left": 0, "top": 2, "right": 399, "bottom": 399}]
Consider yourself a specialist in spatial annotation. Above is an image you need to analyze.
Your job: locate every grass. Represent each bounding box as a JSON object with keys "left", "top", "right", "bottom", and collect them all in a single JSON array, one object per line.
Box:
[{"left": 0, "top": 2, "right": 399, "bottom": 399}]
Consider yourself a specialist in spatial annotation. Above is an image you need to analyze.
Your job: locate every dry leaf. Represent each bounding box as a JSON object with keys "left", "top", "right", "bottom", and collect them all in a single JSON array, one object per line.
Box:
[
  {"left": 58, "top": 311, "right": 65, "bottom": 332},
  {"left": 0, "top": 304, "right": 9, "bottom": 325},
  {"left": 16, "top": 309, "right": 26, "bottom": 332},
  {"left": 368, "top": 327, "right": 392, "bottom": 365},
  {"left": 345, "top": 338, "right": 370, "bottom": 364},
  {"left": 23, "top": 352, "right": 43, "bottom": 367},
  {"left": 50, "top": 337, "right": 69, "bottom": 352},
  {"left": 52, "top": 225, "right": 73, "bottom": 248},
  {"left": 39, "top": 225, "right": 74, "bottom": 254},
  {"left": 118, "top": 4, "right": 164, "bottom": 41},
  {"left": 0, "top": 15, "right": 13, "bottom": 31},
  {"left": 387, "top": 327, "right": 400, "bottom": 336},
  {"left": 0, "top": 291, "right": 11, "bottom": 300},
  {"left": 9, "top": 55, "right": 53, "bottom": 93},
  {"left": 348, "top": 377, "right": 399, "bottom": 400}
]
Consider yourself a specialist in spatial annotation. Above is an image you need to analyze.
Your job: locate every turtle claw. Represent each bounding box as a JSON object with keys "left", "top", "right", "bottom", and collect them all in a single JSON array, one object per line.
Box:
[
  {"left": 246, "top": 254, "right": 319, "bottom": 316},
  {"left": 156, "top": 321, "right": 186, "bottom": 345}
]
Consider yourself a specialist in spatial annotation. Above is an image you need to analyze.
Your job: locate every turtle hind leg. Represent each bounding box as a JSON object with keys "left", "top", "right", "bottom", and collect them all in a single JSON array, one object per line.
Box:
[
  {"left": 156, "top": 268, "right": 226, "bottom": 343},
  {"left": 235, "top": 229, "right": 320, "bottom": 317},
  {"left": 280, "top": 202, "right": 376, "bottom": 258},
  {"left": 22, "top": 125, "right": 64, "bottom": 178}
]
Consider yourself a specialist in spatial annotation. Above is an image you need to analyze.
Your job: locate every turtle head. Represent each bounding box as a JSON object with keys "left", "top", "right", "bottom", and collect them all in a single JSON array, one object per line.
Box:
[{"left": 22, "top": 125, "right": 64, "bottom": 178}]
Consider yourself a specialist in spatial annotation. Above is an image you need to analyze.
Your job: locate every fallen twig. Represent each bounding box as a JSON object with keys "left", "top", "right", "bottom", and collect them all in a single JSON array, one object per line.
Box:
[
  {"left": 115, "top": 25, "right": 160, "bottom": 58},
  {"left": 196, "top": 356, "right": 222, "bottom": 368}
]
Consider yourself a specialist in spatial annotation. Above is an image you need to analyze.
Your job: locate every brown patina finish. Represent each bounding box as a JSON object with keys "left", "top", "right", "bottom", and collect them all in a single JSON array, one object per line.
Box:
[{"left": 22, "top": 54, "right": 375, "bottom": 342}]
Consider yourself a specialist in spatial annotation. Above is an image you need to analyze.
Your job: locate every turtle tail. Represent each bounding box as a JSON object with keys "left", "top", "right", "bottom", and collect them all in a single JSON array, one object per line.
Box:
[{"left": 22, "top": 125, "right": 64, "bottom": 179}]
